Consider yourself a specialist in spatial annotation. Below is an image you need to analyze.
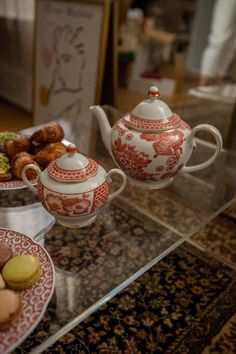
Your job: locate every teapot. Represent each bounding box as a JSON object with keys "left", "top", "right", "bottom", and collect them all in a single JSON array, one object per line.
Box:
[
  {"left": 90, "top": 86, "right": 223, "bottom": 189},
  {"left": 22, "top": 144, "right": 126, "bottom": 228}
]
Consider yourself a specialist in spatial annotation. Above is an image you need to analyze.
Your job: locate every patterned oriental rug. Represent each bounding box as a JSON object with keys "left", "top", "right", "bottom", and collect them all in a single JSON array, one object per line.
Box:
[{"left": 14, "top": 206, "right": 236, "bottom": 354}]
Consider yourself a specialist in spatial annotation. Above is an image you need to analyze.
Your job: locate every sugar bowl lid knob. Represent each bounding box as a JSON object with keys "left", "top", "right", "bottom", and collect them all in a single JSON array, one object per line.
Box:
[
  {"left": 66, "top": 144, "right": 78, "bottom": 154},
  {"left": 148, "top": 86, "right": 160, "bottom": 99}
]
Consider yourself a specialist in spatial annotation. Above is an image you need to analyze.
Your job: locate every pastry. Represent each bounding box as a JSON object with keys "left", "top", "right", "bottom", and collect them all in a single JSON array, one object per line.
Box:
[
  {"left": 0, "top": 242, "right": 13, "bottom": 269},
  {"left": 11, "top": 152, "right": 41, "bottom": 180},
  {"left": 4, "top": 135, "right": 31, "bottom": 159},
  {"left": 31, "top": 123, "right": 64, "bottom": 143},
  {"left": 0, "top": 274, "right": 6, "bottom": 289},
  {"left": 2, "top": 254, "right": 41, "bottom": 290},
  {"left": 0, "top": 172, "right": 12, "bottom": 182},
  {"left": 0, "top": 153, "right": 12, "bottom": 182},
  {"left": 0, "top": 131, "right": 19, "bottom": 144},
  {"left": 34, "top": 142, "right": 67, "bottom": 167},
  {"left": 30, "top": 141, "right": 45, "bottom": 155},
  {"left": 0, "top": 132, "right": 19, "bottom": 150},
  {"left": 0, "top": 289, "right": 22, "bottom": 330}
]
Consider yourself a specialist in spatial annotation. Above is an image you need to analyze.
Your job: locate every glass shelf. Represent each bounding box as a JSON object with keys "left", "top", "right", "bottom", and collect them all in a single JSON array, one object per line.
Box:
[{"left": 2, "top": 111, "right": 235, "bottom": 353}]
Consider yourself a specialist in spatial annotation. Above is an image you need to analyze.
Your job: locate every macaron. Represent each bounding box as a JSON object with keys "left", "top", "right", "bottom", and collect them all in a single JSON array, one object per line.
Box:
[
  {"left": 0, "top": 274, "right": 6, "bottom": 289},
  {"left": 0, "top": 289, "right": 22, "bottom": 330},
  {"left": 0, "top": 242, "right": 13, "bottom": 269},
  {"left": 2, "top": 254, "right": 41, "bottom": 290}
]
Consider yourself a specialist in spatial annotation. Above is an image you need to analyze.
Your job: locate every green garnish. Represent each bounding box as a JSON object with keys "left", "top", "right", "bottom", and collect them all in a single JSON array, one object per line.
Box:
[
  {"left": 0, "top": 152, "right": 11, "bottom": 174},
  {"left": 0, "top": 132, "right": 19, "bottom": 145}
]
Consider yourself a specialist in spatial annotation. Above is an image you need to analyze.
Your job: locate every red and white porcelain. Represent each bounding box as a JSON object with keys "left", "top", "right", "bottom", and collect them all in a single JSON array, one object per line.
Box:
[
  {"left": 91, "top": 86, "right": 223, "bottom": 189},
  {"left": 22, "top": 144, "right": 126, "bottom": 227},
  {"left": 0, "top": 228, "right": 55, "bottom": 354},
  {"left": 0, "top": 179, "right": 37, "bottom": 191}
]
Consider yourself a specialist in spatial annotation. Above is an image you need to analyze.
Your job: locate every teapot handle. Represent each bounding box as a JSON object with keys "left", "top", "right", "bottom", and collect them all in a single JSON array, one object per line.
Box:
[
  {"left": 181, "top": 124, "right": 223, "bottom": 173},
  {"left": 106, "top": 168, "right": 126, "bottom": 201},
  {"left": 22, "top": 164, "right": 41, "bottom": 195}
]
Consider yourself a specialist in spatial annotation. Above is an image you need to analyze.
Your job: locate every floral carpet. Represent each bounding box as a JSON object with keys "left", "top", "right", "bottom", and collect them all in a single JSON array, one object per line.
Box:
[
  {"left": 15, "top": 212, "right": 236, "bottom": 354},
  {"left": 45, "top": 243, "right": 236, "bottom": 354}
]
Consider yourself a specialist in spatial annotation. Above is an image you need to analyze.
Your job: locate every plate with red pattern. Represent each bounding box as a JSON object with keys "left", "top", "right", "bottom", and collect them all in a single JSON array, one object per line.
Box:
[
  {"left": 0, "top": 178, "right": 37, "bottom": 191},
  {"left": 0, "top": 228, "right": 55, "bottom": 354}
]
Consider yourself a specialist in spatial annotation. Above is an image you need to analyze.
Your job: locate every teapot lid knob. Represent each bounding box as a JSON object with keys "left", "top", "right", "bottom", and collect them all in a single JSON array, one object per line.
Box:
[
  {"left": 148, "top": 86, "right": 160, "bottom": 99},
  {"left": 66, "top": 144, "right": 78, "bottom": 154}
]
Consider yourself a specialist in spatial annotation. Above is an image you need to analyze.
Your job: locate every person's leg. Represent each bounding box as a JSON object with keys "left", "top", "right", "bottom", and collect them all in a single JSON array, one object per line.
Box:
[{"left": 199, "top": 0, "right": 236, "bottom": 85}]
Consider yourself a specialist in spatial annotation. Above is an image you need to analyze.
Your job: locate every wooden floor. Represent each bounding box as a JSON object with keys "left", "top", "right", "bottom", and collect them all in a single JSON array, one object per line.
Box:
[
  {"left": 0, "top": 98, "right": 33, "bottom": 132},
  {"left": 0, "top": 87, "right": 197, "bottom": 133},
  {"left": 0, "top": 87, "right": 198, "bottom": 132}
]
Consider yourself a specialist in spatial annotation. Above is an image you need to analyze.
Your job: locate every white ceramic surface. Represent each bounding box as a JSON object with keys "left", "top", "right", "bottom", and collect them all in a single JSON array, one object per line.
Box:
[{"left": 0, "top": 203, "right": 55, "bottom": 244}]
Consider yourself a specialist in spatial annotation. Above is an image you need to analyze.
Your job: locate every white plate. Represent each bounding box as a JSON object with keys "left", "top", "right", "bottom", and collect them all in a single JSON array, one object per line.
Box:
[
  {"left": 0, "top": 228, "right": 55, "bottom": 354},
  {"left": 0, "top": 179, "right": 37, "bottom": 191}
]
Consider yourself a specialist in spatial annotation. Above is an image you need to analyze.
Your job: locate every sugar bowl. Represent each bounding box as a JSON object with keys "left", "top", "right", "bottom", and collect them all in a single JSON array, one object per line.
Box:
[{"left": 22, "top": 144, "right": 126, "bottom": 227}]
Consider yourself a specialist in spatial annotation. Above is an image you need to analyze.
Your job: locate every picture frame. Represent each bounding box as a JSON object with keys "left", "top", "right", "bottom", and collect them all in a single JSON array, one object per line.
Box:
[
  {"left": 100, "top": 0, "right": 119, "bottom": 107},
  {"left": 34, "top": 0, "right": 111, "bottom": 151}
]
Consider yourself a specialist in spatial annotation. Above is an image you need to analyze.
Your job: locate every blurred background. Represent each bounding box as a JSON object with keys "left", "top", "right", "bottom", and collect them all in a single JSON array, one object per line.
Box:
[{"left": 0, "top": 0, "right": 235, "bottom": 149}]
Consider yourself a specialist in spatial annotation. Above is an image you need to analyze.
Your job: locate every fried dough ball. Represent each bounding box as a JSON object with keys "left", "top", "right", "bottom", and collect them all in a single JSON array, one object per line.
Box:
[
  {"left": 30, "top": 141, "right": 45, "bottom": 155},
  {"left": 31, "top": 123, "right": 64, "bottom": 144},
  {"left": 11, "top": 152, "right": 41, "bottom": 180},
  {"left": 0, "top": 172, "right": 12, "bottom": 182},
  {"left": 4, "top": 135, "right": 31, "bottom": 159},
  {"left": 34, "top": 142, "right": 67, "bottom": 168}
]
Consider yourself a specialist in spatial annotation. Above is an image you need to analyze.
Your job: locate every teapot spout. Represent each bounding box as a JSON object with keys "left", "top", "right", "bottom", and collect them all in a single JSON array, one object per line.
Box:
[{"left": 90, "top": 105, "right": 112, "bottom": 154}]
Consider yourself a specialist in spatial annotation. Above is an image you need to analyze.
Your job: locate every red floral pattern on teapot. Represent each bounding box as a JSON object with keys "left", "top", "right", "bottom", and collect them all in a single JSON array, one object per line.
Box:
[
  {"left": 91, "top": 85, "right": 223, "bottom": 189},
  {"left": 111, "top": 125, "right": 188, "bottom": 182},
  {"left": 22, "top": 144, "right": 126, "bottom": 227}
]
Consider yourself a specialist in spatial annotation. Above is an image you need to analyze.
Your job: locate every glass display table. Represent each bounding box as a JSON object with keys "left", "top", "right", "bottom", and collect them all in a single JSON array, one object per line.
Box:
[{"left": 1, "top": 112, "right": 236, "bottom": 353}]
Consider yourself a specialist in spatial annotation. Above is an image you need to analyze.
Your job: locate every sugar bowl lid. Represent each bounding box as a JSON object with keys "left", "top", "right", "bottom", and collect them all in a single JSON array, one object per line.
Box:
[
  {"left": 123, "top": 86, "right": 181, "bottom": 131},
  {"left": 48, "top": 144, "right": 98, "bottom": 182}
]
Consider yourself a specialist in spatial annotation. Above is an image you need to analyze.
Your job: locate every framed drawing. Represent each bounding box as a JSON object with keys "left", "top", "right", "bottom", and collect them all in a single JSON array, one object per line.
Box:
[{"left": 34, "top": 0, "right": 111, "bottom": 151}]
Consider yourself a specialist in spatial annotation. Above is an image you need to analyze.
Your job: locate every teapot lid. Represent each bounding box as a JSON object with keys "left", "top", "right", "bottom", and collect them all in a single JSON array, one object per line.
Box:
[
  {"left": 123, "top": 86, "right": 181, "bottom": 131},
  {"left": 48, "top": 144, "right": 98, "bottom": 183}
]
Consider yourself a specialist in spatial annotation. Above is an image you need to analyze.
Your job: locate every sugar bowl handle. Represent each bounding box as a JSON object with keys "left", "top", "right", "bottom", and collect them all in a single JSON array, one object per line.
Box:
[
  {"left": 106, "top": 168, "right": 126, "bottom": 201},
  {"left": 22, "top": 164, "right": 41, "bottom": 195},
  {"left": 182, "top": 124, "right": 223, "bottom": 173}
]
